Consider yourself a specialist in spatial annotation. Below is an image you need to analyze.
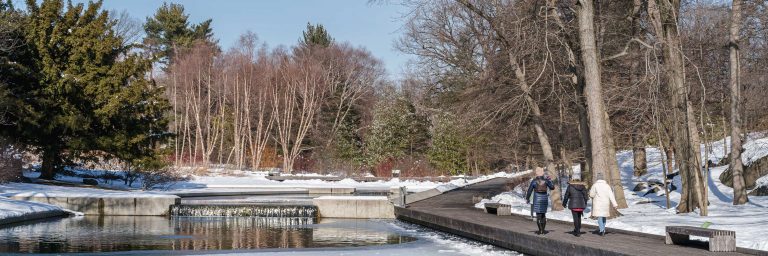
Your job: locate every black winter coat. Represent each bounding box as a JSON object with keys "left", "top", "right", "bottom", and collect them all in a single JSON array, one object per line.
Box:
[{"left": 562, "top": 183, "right": 589, "bottom": 209}]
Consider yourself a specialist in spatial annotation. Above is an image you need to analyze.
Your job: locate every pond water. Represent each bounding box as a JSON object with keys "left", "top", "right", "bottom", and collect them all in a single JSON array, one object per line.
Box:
[
  {"left": 0, "top": 216, "right": 519, "bottom": 255},
  {"left": 0, "top": 216, "right": 415, "bottom": 254}
]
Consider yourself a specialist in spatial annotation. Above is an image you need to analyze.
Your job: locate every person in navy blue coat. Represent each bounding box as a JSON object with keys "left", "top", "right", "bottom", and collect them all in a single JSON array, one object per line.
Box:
[{"left": 526, "top": 167, "right": 555, "bottom": 235}]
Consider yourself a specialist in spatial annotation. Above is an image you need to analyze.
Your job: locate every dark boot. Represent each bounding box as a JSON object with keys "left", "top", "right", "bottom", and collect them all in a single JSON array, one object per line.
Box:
[
  {"left": 541, "top": 218, "right": 547, "bottom": 235},
  {"left": 575, "top": 213, "right": 582, "bottom": 236},
  {"left": 535, "top": 213, "right": 543, "bottom": 235},
  {"left": 571, "top": 211, "right": 580, "bottom": 236}
]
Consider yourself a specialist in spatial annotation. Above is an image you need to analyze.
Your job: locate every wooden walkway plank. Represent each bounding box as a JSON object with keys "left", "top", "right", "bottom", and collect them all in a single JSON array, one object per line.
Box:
[{"left": 396, "top": 177, "right": 761, "bottom": 256}]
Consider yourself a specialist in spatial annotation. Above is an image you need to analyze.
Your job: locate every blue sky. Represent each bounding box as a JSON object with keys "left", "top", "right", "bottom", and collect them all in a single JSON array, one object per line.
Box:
[{"left": 19, "top": 0, "right": 412, "bottom": 78}]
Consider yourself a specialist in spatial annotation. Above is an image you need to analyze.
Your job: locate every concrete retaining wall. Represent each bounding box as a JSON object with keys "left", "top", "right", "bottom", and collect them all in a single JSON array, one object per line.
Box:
[
  {"left": 11, "top": 195, "right": 180, "bottom": 216},
  {"left": 307, "top": 187, "right": 355, "bottom": 194},
  {"left": 395, "top": 206, "right": 618, "bottom": 256},
  {"left": 313, "top": 196, "right": 394, "bottom": 219},
  {"left": 404, "top": 188, "right": 442, "bottom": 204}
]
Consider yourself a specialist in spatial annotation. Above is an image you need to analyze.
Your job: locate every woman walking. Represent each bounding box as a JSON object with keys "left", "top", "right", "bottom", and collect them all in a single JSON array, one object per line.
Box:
[
  {"left": 589, "top": 173, "right": 619, "bottom": 236},
  {"left": 562, "top": 178, "right": 589, "bottom": 236},
  {"left": 526, "top": 167, "right": 555, "bottom": 235}
]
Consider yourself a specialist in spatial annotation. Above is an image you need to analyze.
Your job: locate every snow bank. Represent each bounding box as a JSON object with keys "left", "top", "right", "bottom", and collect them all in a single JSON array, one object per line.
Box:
[
  {"left": 166, "top": 170, "right": 525, "bottom": 194},
  {"left": 0, "top": 183, "right": 177, "bottom": 198},
  {"left": 476, "top": 134, "right": 768, "bottom": 251},
  {"left": 0, "top": 197, "right": 63, "bottom": 224}
]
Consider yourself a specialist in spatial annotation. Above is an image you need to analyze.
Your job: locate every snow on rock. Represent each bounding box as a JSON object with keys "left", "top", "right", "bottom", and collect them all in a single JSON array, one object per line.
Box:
[
  {"left": 475, "top": 134, "right": 768, "bottom": 251},
  {"left": 0, "top": 197, "right": 63, "bottom": 223}
]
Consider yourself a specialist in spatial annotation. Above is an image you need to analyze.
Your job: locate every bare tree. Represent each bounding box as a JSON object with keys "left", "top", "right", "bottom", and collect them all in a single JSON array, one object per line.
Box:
[
  {"left": 647, "top": 0, "right": 707, "bottom": 215},
  {"left": 454, "top": 0, "right": 564, "bottom": 209},
  {"left": 111, "top": 10, "right": 144, "bottom": 48},
  {"left": 271, "top": 48, "right": 329, "bottom": 173},
  {"left": 166, "top": 42, "right": 222, "bottom": 168},
  {"left": 575, "top": 0, "right": 619, "bottom": 201},
  {"left": 729, "top": 0, "right": 748, "bottom": 205}
]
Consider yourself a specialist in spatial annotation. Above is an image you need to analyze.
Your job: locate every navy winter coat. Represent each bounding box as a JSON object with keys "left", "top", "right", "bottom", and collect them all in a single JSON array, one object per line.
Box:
[{"left": 525, "top": 176, "right": 555, "bottom": 213}]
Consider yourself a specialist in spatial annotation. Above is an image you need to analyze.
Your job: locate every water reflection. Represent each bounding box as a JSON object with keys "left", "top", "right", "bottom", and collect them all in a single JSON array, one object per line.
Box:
[{"left": 0, "top": 216, "right": 416, "bottom": 253}]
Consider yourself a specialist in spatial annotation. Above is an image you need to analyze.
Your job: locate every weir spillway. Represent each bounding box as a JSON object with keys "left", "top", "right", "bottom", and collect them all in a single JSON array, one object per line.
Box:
[{"left": 170, "top": 204, "right": 318, "bottom": 218}]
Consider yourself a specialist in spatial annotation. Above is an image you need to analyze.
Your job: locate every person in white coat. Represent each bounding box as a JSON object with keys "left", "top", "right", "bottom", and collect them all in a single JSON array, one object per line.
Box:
[{"left": 589, "top": 173, "right": 618, "bottom": 236}]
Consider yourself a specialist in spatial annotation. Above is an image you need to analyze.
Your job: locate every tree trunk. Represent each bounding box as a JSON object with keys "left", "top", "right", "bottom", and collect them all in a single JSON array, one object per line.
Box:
[
  {"left": 666, "top": 146, "right": 675, "bottom": 173},
  {"left": 39, "top": 148, "right": 60, "bottom": 180},
  {"left": 513, "top": 55, "right": 562, "bottom": 211},
  {"left": 729, "top": 0, "right": 748, "bottom": 205},
  {"left": 648, "top": 0, "right": 707, "bottom": 215},
  {"left": 577, "top": 78, "right": 592, "bottom": 185},
  {"left": 604, "top": 110, "right": 629, "bottom": 208},
  {"left": 629, "top": 0, "right": 646, "bottom": 178},
  {"left": 577, "top": 0, "right": 626, "bottom": 209},
  {"left": 722, "top": 95, "right": 728, "bottom": 157},
  {"left": 633, "top": 133, "right": 647, "bottom": 177}
]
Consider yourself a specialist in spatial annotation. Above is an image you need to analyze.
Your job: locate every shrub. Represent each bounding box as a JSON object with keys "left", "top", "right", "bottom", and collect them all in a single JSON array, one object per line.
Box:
[{"left": 139, "top": 166, "right": 188, "bottom": 190}]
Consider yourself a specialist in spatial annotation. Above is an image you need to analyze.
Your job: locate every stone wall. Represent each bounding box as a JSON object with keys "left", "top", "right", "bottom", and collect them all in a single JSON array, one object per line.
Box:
[
  {"left": 313, "top": 196, "right": 394, "bottom": 218},
  {"left": 11, "top": 195, "right": 180, "bottom": 216}
]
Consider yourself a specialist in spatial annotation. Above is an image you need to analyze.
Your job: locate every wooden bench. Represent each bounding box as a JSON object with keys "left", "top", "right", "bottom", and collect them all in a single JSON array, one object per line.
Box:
[
  {"left": 665, "top": 226, "right": 736, "bottom": 252},
  {"left": 483, "top": 203, "right": 511, "bottom": 216}
]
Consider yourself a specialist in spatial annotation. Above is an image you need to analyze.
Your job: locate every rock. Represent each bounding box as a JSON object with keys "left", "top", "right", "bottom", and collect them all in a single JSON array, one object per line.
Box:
[
  {"left": 749, "top": 184, "right": 768, "bottom": 196},
  {"left": 83, "top": 178, "right": 98, "bottom": 186},
  {"left": 720, "top": 154, "right": 768, "bottom": 189},
  {"left": 715, "top": 157, "right": 730, "bottom": 167},
  {"left": 633, "top": 183, "right": 647, "bottom": 192}
]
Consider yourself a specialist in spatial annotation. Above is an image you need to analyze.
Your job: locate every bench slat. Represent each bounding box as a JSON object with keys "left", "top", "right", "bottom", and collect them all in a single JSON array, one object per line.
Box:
[
  {"left": 666, "top": 226, "right": 735, "bottom": 238},
  {"left": 665, "top": 226, "right": 736, "bottom": 252}
]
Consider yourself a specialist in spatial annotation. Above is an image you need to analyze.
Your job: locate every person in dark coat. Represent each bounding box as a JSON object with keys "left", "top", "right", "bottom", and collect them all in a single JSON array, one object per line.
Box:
[
  {"left": 526, "top": 167, "right": 555, "bottom": 235},
  {"left": 562, "top": 179, "right": 588, "bottom": 236}
]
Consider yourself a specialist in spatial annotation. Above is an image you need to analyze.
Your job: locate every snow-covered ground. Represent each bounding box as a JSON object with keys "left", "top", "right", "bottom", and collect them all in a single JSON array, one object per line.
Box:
[
  {"left": 23, "top": 166, "right": 520, "bottom": 194},
  {"left": 7, "top": 169, "right": 522, "bottom": 205},
  {"left": 172, "top": 173, "right": 443, "bottom": 192},
  {"left": 174, "top": 171, "right": 520, "bottom": 192},
  {"left": 0, "top": 183, "right": 177, "bottom": 198},
  {"left": 0, "top": 197, "right": 63, "bottom": 223},
  {"left": 476, "top": 134, "right": 768, "bottom": 251}
]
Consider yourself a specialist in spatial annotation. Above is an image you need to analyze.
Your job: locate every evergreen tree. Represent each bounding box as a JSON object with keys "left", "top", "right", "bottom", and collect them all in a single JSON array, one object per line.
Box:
[
  {"left": 1, "top": 0, "right": 170, "bottom": 180},
  {"left": 428, "top": 113, "right": 469, "bottom": 175},
  {"left": 365, "top": 90, "right": 429, "bottom": 166},
  {"left": 143, "top": 2, "right": 213, "bottom": 66},
  {"left": 301, "top": 22, "right": 333, "bottom": 47},
  {"left": 0, "top": 0, "right": 23, "bottom": 125},
  {"left": 330, "top": 109, "right": 364, "bottom": 162}
]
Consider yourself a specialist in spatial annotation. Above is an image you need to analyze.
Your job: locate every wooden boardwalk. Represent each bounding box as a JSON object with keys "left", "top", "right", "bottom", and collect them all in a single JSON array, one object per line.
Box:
[{"left": 396, "top": 177, "right": 763, "bottom": 256}]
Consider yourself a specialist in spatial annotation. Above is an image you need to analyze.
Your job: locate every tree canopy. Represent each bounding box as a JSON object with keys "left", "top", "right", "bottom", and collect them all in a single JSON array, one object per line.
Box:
[{"left": 0, "top": 0, "right": 170, "bottom": 180}]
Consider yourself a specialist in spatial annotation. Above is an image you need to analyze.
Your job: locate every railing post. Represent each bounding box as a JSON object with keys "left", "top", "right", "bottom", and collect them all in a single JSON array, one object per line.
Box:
[{"left": 399, "top": 186, "right": 407, "bottom": 207}]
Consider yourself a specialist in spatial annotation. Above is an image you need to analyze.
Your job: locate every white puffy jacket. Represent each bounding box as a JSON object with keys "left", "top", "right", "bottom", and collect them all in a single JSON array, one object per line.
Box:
[{"left": 589, "top": 179, "right": 618, "bottom": 217}]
